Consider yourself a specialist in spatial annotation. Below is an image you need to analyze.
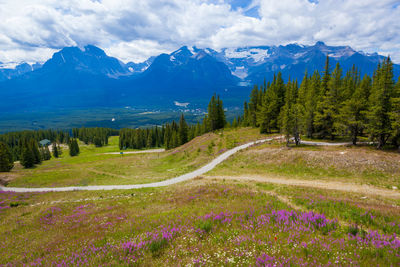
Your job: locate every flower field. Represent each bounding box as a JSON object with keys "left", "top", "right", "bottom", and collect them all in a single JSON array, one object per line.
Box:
[{"left": 1, "top": 181, "right": 399, "bottom": 266}]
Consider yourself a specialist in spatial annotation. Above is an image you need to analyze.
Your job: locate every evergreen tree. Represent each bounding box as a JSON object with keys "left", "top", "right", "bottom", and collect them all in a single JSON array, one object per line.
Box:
[
  {"left": 30, "top": 139, "right": 42, "bottom": 164},
  {"left": 146, "top": 133, "right": 153, "bottom": 148},
  {"left": 303, "top": 71, "right": 321, "bottom": 138},
  {"left": 0, "top": 142, "right": 13, "bottom": 172},
  {"left": 52, "top": 143, "right": 59, "bottom": 158},
  {"left": 93, "top": 136, "right": 102, "bottom": 147},
  {"left": 390, "top": 77, "right": 400, "bottom": 150},
  {"left": 44, "top": 146, "right": 51, "bottom": 160},
  {"left": 257, "top": 73, "right": 285, "bottom": 133},
  {"left": 206, "top": 94, "right": 225, "bottom": 131},
  {"left": 178, "top": 113, "right": 188, "bottom": 145},
  {"left": 321, "top": 55, "right": 331, "bottom": 96},
  {"left": 280, "top": 80, "right": 303, "bottom": 145},
  {"left": 315, "top": 63, "right": 342, "bottom": 140},
  {"left": 20, "top": 141, "right": 35, "bottom": 168},
  {"left": 216, "top": 95, "right": 226, "bottom": 129},
  {"left": 367, "top": 57, "right": 394, "bottom": 148},
  {"left": 338, "top": 75, "right": 371, "bottom": 145},
  {"left": 243, "top": 102, "right": 249, "bottom": 126},
  {"left": 248, "top": 85, "right": 259, "bottom": 127},
  {"left": 69, "top": 139, "right": 80, "bottom": 156}
]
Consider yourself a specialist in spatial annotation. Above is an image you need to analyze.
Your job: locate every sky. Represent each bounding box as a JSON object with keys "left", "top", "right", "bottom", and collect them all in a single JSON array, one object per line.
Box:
[{"left": 0, "top": 0, "right": 399, "bottom": 64}]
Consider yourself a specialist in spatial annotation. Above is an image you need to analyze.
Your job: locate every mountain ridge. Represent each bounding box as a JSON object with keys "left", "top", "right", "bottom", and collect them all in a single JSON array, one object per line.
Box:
[{"left": 0, "top": 42, "right": 399, "bottom": 112}]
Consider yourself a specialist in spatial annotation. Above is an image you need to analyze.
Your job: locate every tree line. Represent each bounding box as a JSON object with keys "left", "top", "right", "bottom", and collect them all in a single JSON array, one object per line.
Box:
[
  {"left": 240, "top": 56, "right": 400, "bottom": 149},
  {"left": 119, "top": 94, "right": 226, "bottom": 150},
  {"left": 72, "top": 127, "right": 119, "bottom": 147},
  {"left": 0, "top": 129, "right": 70, "bottom": 161}
]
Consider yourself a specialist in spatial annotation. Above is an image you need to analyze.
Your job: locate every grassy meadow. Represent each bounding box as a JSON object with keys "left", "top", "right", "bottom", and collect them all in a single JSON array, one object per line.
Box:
[
  {"left": 5, "top": 128, "right": 269, "bottom": 188},
  {"left": 208, "top": 140, "right": 400, "bottom": 189},
  {"left": 0, "top": 180, "right": 399, "bottom": 266},
  {"left": 1, "top": 127, "right": 400, "bottom": 266}
]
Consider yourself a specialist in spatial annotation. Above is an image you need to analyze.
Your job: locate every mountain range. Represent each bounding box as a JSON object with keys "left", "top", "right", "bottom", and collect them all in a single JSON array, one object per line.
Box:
[{"left": 0, "top": 42, "right": 399, "bottom": 113}]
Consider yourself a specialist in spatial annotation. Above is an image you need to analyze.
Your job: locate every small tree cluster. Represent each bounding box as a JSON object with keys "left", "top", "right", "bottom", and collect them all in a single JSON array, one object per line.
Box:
[
  {"left": 69, "top": 139, "right": 80, "bottom": 157},
  {"left": 20, "top": 139, "right": 42, "bottom": 168},
  {"left": 72, "top": 127, "right": 118, "bottom": 147}
]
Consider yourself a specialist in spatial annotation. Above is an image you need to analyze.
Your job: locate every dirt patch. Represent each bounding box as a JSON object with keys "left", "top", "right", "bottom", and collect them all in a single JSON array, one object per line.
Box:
[
  {"left": 0, "top": 173, "right": 17, "bottom": 186},
  {"left": 204, "top": 175, "right": 400, "bottom": 199}
]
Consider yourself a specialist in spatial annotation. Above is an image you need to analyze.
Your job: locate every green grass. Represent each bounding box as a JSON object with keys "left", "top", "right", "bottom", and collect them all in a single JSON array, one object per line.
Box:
[
  {"left": 208, "top": 141, "right": 400, "bottom": 189},
  {"left": 7, "top": 128, "right": 271, "bottom": 187}
]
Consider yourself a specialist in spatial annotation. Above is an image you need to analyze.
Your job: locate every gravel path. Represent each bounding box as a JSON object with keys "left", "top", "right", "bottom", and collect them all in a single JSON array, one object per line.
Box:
[{"left": 0, "top": 138, "right": 275, "bottom": 193}]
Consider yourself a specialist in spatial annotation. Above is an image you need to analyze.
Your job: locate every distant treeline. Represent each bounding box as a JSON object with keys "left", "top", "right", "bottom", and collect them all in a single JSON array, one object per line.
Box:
[
  {"left": 0, "top": 129, "right": 70, "bottom": 161},
  {"left": 0, "top": 127, "right": 119, "bottom": 161},
  {"left": 239, "top": 56, "right": 400, "bottom": 149},
  {"left": 119, "top": 94, "right": 226, "bottom": 150},
  {"left": 72, "top": 127, "right": 119, "bottom": 147}
]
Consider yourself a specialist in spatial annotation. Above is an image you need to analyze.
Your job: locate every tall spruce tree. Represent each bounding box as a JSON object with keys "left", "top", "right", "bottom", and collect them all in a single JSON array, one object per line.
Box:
[
  {"left": 20, "top": 141, "right": 35, "bottom": 168},
  {"left": 338, "top": 75, "right": 371, "bottom": 145},
  {"left": 52, "top": 143, "right": 59, "bottom": 158},
  {"left": 69, "top": 139, "right": 80, "bottom": 156},
  {"left": 178, "top": 113, "right": 189, "bottom": 145},
  {"left": 281, "top": 80, "right": 299, "bottom": 145},
  {"left": 0, "top": 142, "right": 13, "bottom": 172},
  {"left": 30, "top": 139, "right": 41, "bottom": 164},
  {"left": 315, "top": 63, "right": 342, "bottom": 140},
  {"left": 248, "top": 85, "right": 259, "bottom": 127},
  {"left": 389, "top": 77, "right": 400, "bottom": 150},
  {"left": 303, "top": 71, "right": 321, "bottom": 138},
  {"left": 367, "top": 57, "right": 394, "bottom": 148}
]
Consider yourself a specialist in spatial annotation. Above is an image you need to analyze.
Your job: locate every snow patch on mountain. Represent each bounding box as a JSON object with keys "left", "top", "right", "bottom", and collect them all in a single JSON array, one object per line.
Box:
[{"left": 224, "top": 48, "right": 271, "bottom": 62}]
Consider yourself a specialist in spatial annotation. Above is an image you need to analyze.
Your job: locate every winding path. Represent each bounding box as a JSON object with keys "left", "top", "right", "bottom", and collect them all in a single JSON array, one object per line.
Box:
[{"left": 0, "top": 138, "right": 276, "bottom": 193}]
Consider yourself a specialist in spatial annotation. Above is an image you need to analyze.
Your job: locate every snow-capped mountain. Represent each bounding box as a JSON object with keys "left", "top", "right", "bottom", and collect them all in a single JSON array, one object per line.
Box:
[
  {"left": 212, "top": 41, "right": 396, "bottom": 84},
  {"left": 0, "top": 62, "right": 42, "bottom": 82},
  {"left": 0, "top": 42, "right": 398, "bottom": 113}
]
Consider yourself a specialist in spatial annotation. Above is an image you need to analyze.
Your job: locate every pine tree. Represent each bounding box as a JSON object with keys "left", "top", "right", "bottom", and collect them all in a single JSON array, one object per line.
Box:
[
  {"left": 315, "top": 63, "right": 342, "bottom": 140},
  {"left": 30, "top": 139, "right": 41, "bottom": 164},
  {"left": 338, "top": 75, "right": 371, "bottom": 145},
  {"left": 20, "top": 141, "right": 34, "bottom": 168},
  {"left": 248, "top": 85, "right": 259, "bottom": 127},
  {"left": 280, "top": 80, "right": 302, "bottom": 145},
  {"left": 367, "top": 57, "right": 394, "bottom": 149},
  {"left": 303, "top": 71, "right": 321, "bottom": 138},
  {"left": 146, "top": 133, "right": 153, "bottom": 148},
  {"left": 321, "top": 55, "right": 331, "bottom": 96},
  {"left": 178, "top": 113, "right": 188, "bottom": 145},
  {"left": 216, "top": 95, "right": 226, "bottom": 129},
  {"left": 389, "top": 77, "right": 400, "bottom": 150},
  {"left": 0, "top": 142, "right": 13, "bottom": 172},
  {"left": 52, "top": 143, "right": 59, "bottom": 158},
  {"left": 69, "top": 139, "right": 80, "bottom": 156},
  {"left": 257, "top": 73, "right": 284, "bottom": 133},
  {"left": 44, "top": 146, "right": 51, "bottom": 160}
]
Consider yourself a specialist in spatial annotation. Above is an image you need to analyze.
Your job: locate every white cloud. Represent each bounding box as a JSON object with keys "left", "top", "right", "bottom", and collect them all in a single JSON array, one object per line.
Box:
[{"left": 0, "top": 0, "right": 399, "bottom": 63}]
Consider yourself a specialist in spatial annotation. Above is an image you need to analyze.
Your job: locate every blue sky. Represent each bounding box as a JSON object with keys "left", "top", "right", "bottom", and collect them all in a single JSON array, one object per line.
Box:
[{"left": 0, "top": 0, "right": 399, "bottom": 64}]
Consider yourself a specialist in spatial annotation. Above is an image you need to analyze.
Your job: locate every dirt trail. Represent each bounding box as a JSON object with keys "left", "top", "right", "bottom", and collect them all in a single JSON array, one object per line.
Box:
[{"left": 204, "top": 175, "right": 400, "bottom": 199}]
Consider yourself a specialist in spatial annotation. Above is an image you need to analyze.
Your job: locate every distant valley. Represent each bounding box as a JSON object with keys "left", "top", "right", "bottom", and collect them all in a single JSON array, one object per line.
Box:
[{"left": 0, "top": 42, "right": 399, "bottom": 131}]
